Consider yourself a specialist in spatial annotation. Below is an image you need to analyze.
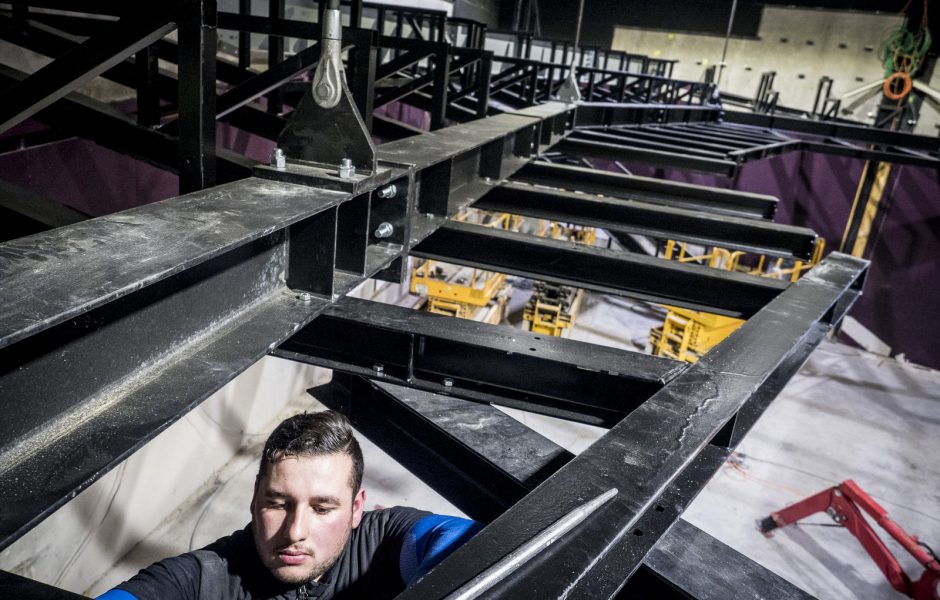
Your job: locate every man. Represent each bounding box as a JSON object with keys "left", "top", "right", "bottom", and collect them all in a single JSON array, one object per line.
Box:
[{"left": 98, "top": 410, "right": 481, "bottom": 599}]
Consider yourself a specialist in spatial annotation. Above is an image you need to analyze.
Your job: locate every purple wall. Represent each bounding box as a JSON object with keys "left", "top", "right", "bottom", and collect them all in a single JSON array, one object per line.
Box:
[
  {"left": 2, "top": 121, "right": 937, "bottom": 369},
  {"left": 618, "top": 152, "right": 940, "bottom": 370}
]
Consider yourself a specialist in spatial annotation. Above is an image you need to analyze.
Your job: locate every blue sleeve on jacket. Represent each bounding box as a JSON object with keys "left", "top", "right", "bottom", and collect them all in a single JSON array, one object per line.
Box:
[
  {"left": 399, "top": 514, "right": 483, "bottom": 585},
  {"left": 96, "top": 590, "right": 138, "bottom": 600}
]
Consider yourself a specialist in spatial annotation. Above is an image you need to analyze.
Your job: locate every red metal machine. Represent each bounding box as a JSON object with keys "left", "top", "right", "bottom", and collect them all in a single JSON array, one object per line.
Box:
[{"left": 759, "top": 479, "right": 939, "bottom": 600}]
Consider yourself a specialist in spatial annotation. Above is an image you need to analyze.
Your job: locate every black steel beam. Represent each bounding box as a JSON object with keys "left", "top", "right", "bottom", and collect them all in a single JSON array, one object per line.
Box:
[
  {"left": 511, "top": 161, "right": 777, "bottom": 219},
  {"left": 723, "top": 110, "right": 940, "bottom": 154},
  {"left": 398, "top": 252, "right": 867, "bottom": 600},
  {"left": 600, "top": 126, "right": 751, "bottom": 154},
  {"left": 177, "top": 0, "right": 217, "bottom": 193},
  {"left": 802, "top": 140, "right": 940, "bottom": 169},
  {"left": 0, "top": 66, "right": 251, "bottom": 183},
  {"left": 573, "top": 129, "right": 734, "bottom": 159},
  {"left": 556, "top": 137, "right": 738, "bottom": 177},
  {"left": 0, "top": 178, "right": 351, "bottom": 551},
  {"left": 412, "top": 221, "right": 788, "bottom": 318},
  {"left": 316, "top": 378, "right": 813, "bottom": 600},
  {"left": 4, "top": 0, "right": 126, "bottom": 17},
  {"left": 0, "top": 570, "right": 87, "bottom": 599},
  {"left": 275, "top": 297, "right": 684, "bottom": 427},
  {"left": 633, "top": 519, "right": 816, "bottom": 600},
  {"left": 0, "top": 179, "right": 88, "bottom": 231},
  {"left": 477, "top": 181, "right": 816, "bottom": 259},
  {"left": 574, "top": 103, "right": 721, "bottom": 128},
  {"left": 313, "top": 376, "right": 573, "bottom": 522},
  {"left": 0, "top": 12, "right": 175, "bottom": 135},
  {"left": 160, "top": 41, "right": 323, "bottom": 134},
  {"left": 0, "top": 102, "right": 575, "bottom": 552}
]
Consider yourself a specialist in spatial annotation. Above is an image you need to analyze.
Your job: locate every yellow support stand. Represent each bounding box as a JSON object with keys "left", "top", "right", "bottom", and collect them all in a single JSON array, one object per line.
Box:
[
  {"left": 651, "top": 238, "right": 825, "bottom": 362},
  {"left": 523, "top": 283, "right": 584, "bottom": 337}
]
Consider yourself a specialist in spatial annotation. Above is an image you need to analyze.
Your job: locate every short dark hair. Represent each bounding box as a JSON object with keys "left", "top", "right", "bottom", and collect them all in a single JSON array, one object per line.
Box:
[{"left": 259, "top": 410, "right": 364, "bottom": 495}]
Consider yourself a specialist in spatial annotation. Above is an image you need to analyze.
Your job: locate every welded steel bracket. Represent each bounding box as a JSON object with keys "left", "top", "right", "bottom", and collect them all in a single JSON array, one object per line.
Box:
[{"left": 278, "top": 8, "right": 376, "bottom": 175}]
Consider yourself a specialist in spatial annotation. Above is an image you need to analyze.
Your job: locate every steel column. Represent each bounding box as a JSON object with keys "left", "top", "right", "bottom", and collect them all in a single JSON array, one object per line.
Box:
[
  {"left": 177, "top": 0, "right": 218, "bottom": 193},
  {"left": 398, "top": 253, "right": 867, "bottom": 599}
]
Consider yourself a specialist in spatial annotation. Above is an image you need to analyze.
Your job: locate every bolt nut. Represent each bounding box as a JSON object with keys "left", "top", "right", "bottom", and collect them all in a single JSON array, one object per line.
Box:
[
  {"left": 271, "top": 148, "right": 286, "bottom": 170},
  {"left": 374, "top": 222, "right": 394, "bottom": 239},
  {"left": 338, "top": 157, "right": 355, "bottom": 179},
  {"left": 373, "top": 363, "right": 384, "bottom": 376},
  {"left": 377, "top": 184, "right": 397, "bottom": 199},
  {"left": 296, "top": 291, "right": 313, "bottom": 304},
  {"left": 443, "top": 377, "right": 454, "bottom": 388}
]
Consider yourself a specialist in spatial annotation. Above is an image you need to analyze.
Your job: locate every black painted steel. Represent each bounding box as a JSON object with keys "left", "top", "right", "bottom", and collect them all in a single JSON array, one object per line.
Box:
[
  {"left": 724, "top": 110, "right": 940, "bottom": 154},
  {"left": 412, "top": 221, "right": 788, "bottom": 318},
  {"left": 0, "top": 12, "right": 175, "bottom": 135},
  {"left": 316, "top": 378, "right": 813, "bottom": 600},
  {"left": 557, "top": 137, "right": 738, "bottom": 177},
  {"left": 633, "top": 519, "right": 816, "bottom": 600},
  {"left": 0, "top": 570, "right": 87, "bottom": 599},
  {"left": 397, "top": 253, "right": 867, "bottom": 600},
  {"left": 0, "top": 101, "right": 574, "bottom": 553},
  {"left": 476, "top": 181, "right": 817, "bottom": 259},
  {"left": 511, "top": 161, "right": 777, "bottom": 219},
  {"left": 0, "top": 179, "right": 347, "bottom": 550},
  {"left": 313, "top": 376, "right": 571, "bottom": 522},
  {"left": 0, "top": 66, "right": 252, "bottom": 183},
  {"left": 275, "top": 297, "right": 684, "bottom": 426},
  {"left": 278, "top": 83, "right": 377, "bottom": 173}
]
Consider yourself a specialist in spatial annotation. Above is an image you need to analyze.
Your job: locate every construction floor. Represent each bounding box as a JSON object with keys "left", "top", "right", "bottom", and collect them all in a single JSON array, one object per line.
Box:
[{"left": 88, "top": 290, "right": 940, "bottom": 599}]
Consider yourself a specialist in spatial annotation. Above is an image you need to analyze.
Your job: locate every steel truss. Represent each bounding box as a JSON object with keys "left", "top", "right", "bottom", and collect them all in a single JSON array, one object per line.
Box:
[
  {"left": 0, "top": 2, "right": 878, "bottom": 598},
  {"left": 0, "top": 87, "right": 868, "bottom": 599}
]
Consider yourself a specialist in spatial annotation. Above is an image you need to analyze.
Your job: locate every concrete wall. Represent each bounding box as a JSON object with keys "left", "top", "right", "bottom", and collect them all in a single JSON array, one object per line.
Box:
[{"left": 611, "top": 7, "right": 937, "bottom": 133}]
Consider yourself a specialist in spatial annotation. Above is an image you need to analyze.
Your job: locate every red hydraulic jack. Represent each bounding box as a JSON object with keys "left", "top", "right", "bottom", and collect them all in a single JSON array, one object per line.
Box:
[{"left": 759, "top": 479, "right": 939, "bottom": 600}]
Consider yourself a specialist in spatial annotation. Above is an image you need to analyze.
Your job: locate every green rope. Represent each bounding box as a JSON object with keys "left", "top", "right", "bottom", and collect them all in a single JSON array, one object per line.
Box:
[{"left": 880, "top": 26, "right": 932, "bottom": 76}]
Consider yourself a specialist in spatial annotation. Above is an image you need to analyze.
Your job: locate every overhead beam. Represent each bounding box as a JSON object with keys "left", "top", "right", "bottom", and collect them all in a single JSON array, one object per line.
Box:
[
  {"left": 411, "top": 221, "right": 789, "bottom": 318},
  {"left": 275, "top": 297, "right": 684, "bottom": 427},
  {"left": 511, "top": 161, "right": 777, "bottom": 219},
  {"left": 476, "top": 181, "right": 817, "bottom": 259},
  {"left": 723, "top": 110, "right": 940, "bottom": 153},
  {"left": 556, "top": 137, "right": 738, "bottom": 177}
]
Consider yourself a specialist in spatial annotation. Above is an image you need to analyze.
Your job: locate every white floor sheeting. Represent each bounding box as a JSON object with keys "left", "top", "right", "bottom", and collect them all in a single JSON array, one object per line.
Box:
[{"left": 89, "top": 291, "right": 940, "bottom": 600}]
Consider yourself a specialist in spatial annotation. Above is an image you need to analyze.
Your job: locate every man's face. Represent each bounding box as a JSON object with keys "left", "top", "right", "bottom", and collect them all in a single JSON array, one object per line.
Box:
[{"left": 251, "top": 453, "right": 365, "bottom": 585}]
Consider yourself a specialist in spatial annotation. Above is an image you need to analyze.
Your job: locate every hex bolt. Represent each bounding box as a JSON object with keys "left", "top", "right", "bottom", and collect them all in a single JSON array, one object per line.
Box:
[
  {"left": 373, "top": 363, "right": 384, "bottom": 376},
  {"left": 271, "top": 148, "right": 286, "bottom": 170},
  {"left": 443, "top": 377, "right": 454, "bottom": 389},
  {"left": 296, "top": 291, "right": 313, "bottom": 304},
  {"left": 338, "top": 157, "right": 355, "bottom": 178},
  {"left": 374, "top": 222, "right": 394, "bottom": 239},
  {"left": 376, "top": 184, "right": 397, "bottom": 198}
]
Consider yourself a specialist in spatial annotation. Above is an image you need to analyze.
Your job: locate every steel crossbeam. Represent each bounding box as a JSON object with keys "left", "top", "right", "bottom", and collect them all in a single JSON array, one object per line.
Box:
[
  {"left": 275, "top": 297, "right": 685, "bottom": 427},
  {"left": 412, "top": 221, "right": 788, "bottom": 318},
  {"left": 475, "top": 181, "right": 816, "bottom": 258},
  {"left": 510, "top": 161, "right": 778, "bottom": 219}
]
